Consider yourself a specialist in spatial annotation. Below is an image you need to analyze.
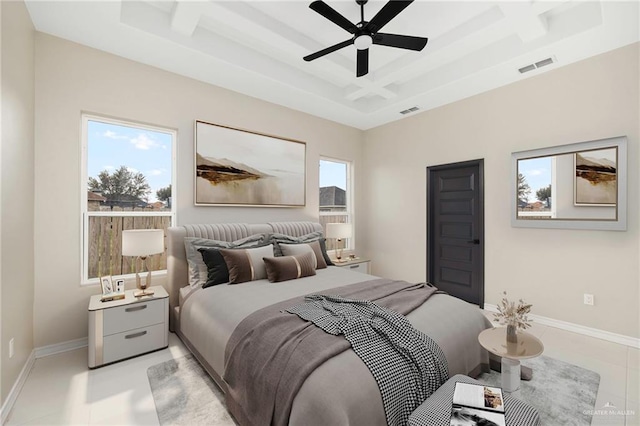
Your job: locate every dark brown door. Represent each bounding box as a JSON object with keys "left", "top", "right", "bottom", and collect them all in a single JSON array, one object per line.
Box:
[{"left": 427, "top": 160, "right": 484, "bottom": 307}]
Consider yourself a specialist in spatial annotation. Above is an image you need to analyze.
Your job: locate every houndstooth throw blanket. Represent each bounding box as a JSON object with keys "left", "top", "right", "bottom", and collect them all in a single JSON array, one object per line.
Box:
[{"left": 287, "top": 294, "right": 449, "bottom": 426}]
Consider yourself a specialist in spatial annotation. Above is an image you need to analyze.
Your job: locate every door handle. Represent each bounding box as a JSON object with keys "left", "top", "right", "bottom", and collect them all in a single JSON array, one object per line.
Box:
[{"left": 467, "top": 239, "right": 480, "bottom": 244}]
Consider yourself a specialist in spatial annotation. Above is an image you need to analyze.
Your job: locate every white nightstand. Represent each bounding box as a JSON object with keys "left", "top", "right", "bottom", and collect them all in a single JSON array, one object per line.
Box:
[
  {"left": 333, "top": 257, "right": 371, "bottom": 274},
  {"left": 88, "top": 286, "right": 169, "bottom": 368}
]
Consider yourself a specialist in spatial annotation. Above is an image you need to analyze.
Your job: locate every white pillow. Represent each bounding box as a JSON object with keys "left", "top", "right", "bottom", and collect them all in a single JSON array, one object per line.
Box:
[{"left": 245, "top": 244, "right": 275, "bottom": 280}]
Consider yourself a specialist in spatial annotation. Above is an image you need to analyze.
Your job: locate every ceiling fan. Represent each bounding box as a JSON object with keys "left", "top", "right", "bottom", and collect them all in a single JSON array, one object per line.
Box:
[{"left": 303, "top": 0, "right": 428, "bottom": 77}]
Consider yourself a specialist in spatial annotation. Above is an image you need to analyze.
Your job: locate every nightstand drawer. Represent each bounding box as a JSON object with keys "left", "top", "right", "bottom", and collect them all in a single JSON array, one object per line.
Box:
[
  {"left": 102, "top": 323, "right": 166, "bottom": 364},
  {"left": 345, "top": 262, "right": 368, "bottom": 272},
  {"left": 103, "top": 299, "right": 165, "bottom": 336}
]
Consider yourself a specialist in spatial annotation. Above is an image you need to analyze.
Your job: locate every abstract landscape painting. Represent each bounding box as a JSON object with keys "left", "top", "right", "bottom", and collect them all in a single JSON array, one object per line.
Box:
[
  {"left": 195, "top": 121, "right": 305, "bottom": 206},
  {"left": 574, "top": 147, "right": 617, "bottom": 206}
]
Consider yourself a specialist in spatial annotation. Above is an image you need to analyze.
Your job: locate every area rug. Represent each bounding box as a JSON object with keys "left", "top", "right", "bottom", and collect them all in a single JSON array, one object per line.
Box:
[
  {"left": 148, "top": 354, "right": 599, "bottom": 426},
  {"left": 478, "top": 355, "right": 600, "bottom": 426},
  {"left": 147, "top": 354, "right": 235, "bottom": 425}
]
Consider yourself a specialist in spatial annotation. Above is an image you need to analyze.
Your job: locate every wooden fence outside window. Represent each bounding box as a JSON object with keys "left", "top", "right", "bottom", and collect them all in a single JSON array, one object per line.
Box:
[{"left": 87, "top": 215, "right": 171, "bottom": 279}]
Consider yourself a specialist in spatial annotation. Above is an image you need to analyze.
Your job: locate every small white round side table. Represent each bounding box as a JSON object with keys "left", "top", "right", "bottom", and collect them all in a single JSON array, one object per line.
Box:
[{"left": 478, "top": 327, "right": 544, "bottom": 393}]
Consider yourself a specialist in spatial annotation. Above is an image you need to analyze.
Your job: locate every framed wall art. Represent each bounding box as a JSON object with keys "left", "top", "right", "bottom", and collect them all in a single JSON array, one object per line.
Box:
[
  {"left": 511, "top": 135, "right": 626, "bottom": 231},
  {"left": 194, "top": 120, "right": 306, "bottom": 207},
  {"left": 574, "top": 147, "right": 617, "bottom": 206}
]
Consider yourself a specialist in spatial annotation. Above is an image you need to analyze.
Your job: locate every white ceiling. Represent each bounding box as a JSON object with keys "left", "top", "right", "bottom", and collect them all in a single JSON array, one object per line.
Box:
[{"left": 25, "top": 0, "right": 639, "bottom": 130}]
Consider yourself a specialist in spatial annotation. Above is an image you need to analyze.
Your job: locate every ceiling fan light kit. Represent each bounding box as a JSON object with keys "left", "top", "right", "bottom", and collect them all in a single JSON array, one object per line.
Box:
[
  {"left": 354, "top": 35, "right": 373, "bottom": 50},
  {"left": 304, "top": 0, "right": 428, "bottom": 77}
]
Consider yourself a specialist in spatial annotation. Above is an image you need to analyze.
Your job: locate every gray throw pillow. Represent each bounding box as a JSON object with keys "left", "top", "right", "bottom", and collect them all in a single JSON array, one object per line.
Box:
[
  {"left": 269, "top": 232, "right": 334, "bottom": 266},
  {"left": 184, "top": 233, "right": 268, "bottom": 287},
  {"left": 280, "top": 240, "right": 328, "bottom": 269}
]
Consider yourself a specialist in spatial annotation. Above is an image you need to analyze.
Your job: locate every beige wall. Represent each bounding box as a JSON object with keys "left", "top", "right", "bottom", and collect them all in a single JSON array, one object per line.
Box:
[
  {"left": 1, "top": 0, "right": 35, "bottom": 403},
  {"left": 33, "top": 34, "right": 364, "bottom": 347},
  {"left": 24, "top": 18, "right": 640, "bottom": 355},
  {"left": 362, "top": 43, "right": 640, "bottom": 338}
]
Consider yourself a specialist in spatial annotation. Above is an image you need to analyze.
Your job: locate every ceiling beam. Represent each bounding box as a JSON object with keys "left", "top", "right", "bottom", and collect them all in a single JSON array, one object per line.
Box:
[
  {"left": 344, "top": 82, "right": 396, "bottom": 101},
  {"left": 171, "top": 0, "right": 205, "bottom": 37},
  {"left": 498, "top": 2, "right": 548, "bottom": 43}
]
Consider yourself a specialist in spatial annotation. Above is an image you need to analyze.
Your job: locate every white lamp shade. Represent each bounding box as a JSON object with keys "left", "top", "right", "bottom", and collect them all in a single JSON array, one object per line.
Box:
[
  {"left": 326, "top": 223, "right": 353, "bottom": 239},
  {"left": 122, "top": 229, "right": 164, "bottom": 256}
]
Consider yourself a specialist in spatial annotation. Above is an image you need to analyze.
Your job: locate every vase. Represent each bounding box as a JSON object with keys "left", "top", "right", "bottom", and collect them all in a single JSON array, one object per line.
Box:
[{"left": 506, "top": 323, "right": 518, "bottom": 343}]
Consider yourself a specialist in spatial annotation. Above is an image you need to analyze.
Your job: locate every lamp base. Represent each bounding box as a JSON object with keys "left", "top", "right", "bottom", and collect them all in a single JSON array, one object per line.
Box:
[{"left": 134, "top": 288, "right": 155, "bottom": 298}]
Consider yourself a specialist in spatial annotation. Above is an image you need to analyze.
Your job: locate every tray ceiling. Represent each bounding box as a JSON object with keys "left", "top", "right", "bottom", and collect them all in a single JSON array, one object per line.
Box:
[{"left": 25, "top": 1, "right": 639, "bottom": 129}]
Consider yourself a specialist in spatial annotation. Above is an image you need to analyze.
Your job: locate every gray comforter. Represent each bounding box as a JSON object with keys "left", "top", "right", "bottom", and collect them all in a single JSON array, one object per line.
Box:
[
  {"left": 225, "top": 279, "right": 444, "bottom": 426},
  {"left": 179, "top": 267, "right": 491, "bottom": 426}
]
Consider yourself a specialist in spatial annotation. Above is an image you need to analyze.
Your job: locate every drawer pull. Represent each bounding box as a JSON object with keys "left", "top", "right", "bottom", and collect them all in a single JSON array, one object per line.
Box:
[
  {"left": 125, "top": 305, "right": 147, "bottom": 313},
  {"left": 125, "top": 331, "right": 147, "bottom": 339},
  {"left": 350, "top": 265, "right": 359, "bottom": 269}
]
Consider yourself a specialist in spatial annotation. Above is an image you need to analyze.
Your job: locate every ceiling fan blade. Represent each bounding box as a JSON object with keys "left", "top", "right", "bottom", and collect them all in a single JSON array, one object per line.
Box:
[
  {"left": 366, "top": 0, "right": 413, "bottom": 33},
  {"left": 310, "top": 1, "right": 358, "bottom": 34},
  {"left": 373, "top": 33, "right": 428, "bottom": 51},
  {"left": 356, "top": 49, "right": 369, "bottom": 77},
  {"left": 304, "top": 39, "right": 354, "bottom": 62}
]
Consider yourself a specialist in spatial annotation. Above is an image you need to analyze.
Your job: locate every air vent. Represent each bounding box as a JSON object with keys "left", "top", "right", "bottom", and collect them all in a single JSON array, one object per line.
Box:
[
  {"left": 518, "top": 64, "right": 536, "bottom": 74},
  {"left": 400, "top": 106, "right": 420, "bottom": 115},
  {"left": 519, "top": 57, "right": 555, "bottom": 74},
  {"left": 535, "top": 58, "right": 554, "bottom": 68}
]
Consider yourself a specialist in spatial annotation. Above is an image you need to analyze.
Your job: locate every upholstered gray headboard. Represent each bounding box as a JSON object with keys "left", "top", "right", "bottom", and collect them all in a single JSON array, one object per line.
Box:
[{"left": 166, "top": 221, "right": 323, "bottom": 330}]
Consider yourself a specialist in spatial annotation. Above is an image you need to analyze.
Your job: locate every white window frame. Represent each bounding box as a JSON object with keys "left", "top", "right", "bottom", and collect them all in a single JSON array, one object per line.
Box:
[
  {"left": 319, "top": 156, "right": 354, "bottom": 251},
  {"left": 81, "top": 114, "right": 177, "bottom": 285}
]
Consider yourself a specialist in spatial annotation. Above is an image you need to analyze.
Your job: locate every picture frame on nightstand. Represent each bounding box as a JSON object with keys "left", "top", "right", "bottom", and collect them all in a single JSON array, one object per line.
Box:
[
  {"left": 113, "top": 278, "right": 125, "bottom": 294},
  {"left": 100, "top": 276, "right": 125, "bottom": 302},
  {"left": 100, "top": 276, "right": 113, "bottom": 295}
]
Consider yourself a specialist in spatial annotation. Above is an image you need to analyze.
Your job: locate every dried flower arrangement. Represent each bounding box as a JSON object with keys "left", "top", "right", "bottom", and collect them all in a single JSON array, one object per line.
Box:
[{"left": 493, "top": 291, "right": 532, "bottom": 330}]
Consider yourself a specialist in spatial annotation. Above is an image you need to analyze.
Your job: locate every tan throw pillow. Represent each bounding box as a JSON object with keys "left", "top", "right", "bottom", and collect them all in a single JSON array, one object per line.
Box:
[
  {"left": 220, "top": 244, "right": 274, "bottom": 284},
  {"left": 279, "top": 240, "right": 328, "bottom": 269},
  {"left": 263, "top": 252, "right": 316, "bottom": 282}
]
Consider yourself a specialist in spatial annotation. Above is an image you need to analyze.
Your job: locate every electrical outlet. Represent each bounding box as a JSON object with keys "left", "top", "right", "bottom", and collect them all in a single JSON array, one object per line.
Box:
[
  {"left": 9, "top": 338, "right": 14, "bottom": 358},
  {"left": 584, "top": 294, "right": 594, "bottom": 306}
]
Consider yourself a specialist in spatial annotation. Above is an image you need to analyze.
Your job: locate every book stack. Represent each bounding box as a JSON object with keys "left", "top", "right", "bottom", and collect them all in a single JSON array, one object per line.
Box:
[
  {"left": 450, "top": 382, "right": 505, "bottom": 426},
  {"left": 100, "top": 292, "right": 125, "bottom": 302}
]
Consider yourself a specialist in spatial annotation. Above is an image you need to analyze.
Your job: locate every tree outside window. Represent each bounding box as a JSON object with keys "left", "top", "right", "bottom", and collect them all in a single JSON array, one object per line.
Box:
[{"left": 83, "top": 116, "right": 175, "bottom": 282}]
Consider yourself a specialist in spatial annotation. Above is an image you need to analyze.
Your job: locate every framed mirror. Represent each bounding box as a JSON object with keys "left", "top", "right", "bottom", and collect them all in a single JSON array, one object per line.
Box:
[{"left": 511, "top": 136, "right": 627, "bottom": 231}]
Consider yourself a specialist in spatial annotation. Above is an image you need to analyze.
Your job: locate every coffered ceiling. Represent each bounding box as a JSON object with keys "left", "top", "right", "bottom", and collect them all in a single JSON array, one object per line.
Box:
[{"left": 25, "top": 1, "right": 639, "bottom": 129}]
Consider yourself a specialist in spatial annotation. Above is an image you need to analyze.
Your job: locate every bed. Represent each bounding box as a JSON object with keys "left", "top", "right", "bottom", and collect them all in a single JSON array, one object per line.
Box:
[{"left": 167, "top": 221, "right": 492, "bottom": 426}]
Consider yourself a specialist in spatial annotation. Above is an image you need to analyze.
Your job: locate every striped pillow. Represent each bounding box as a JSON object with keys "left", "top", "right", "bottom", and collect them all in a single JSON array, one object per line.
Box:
[
  {"left": 184, "top": 234, "right": 268, "bottom": 287},
  {"left": 219, "top": 244, "right": 274, "bottom": 284},
  {"left": 279, "top": 240, "right": 328, "bottom": 269},
  {"left": 263, "top": 252, "right": 316, "bottom": 282}
]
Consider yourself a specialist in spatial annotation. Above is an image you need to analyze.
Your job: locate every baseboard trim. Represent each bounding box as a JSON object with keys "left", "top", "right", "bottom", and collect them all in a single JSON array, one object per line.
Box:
[
  {"left": 0, "top": 338, "right": 89, "bottom": 423},
  {"left": 0, "top": 350, "right": 35, "bottom": 425},
  {"left": 34, "top": 337, "right": 88, "bottom": 358},
  {"left": 484, "top": 303, "right": 640, "bottom": 348}
]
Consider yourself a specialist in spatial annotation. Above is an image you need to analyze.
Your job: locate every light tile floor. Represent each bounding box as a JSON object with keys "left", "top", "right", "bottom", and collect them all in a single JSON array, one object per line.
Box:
[{"left": 5, "top": 318, "right": 640, "bottom": 425}]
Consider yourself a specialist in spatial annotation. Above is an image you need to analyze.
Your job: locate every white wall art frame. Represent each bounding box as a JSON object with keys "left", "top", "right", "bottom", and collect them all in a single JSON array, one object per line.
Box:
[{"left": 511, "top": 136, "right": 627, "bottom": 231}]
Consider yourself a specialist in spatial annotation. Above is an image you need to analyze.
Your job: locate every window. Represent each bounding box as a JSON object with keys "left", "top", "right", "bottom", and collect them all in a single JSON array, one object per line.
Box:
[
  {"left": 319, "top": 157, "right": 352, "bottom": 249},
  {"left": 82, "top": 115, "right": 175, "bottom": 283}
]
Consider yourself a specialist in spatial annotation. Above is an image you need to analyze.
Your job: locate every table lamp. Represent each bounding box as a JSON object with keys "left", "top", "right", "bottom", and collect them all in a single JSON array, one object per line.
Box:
[
  {"left": 122, "top": 229, "right": 164, "bottom": 297},
  {"left": 326, "top": 223, "right": 352, "bottom": 263}
]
